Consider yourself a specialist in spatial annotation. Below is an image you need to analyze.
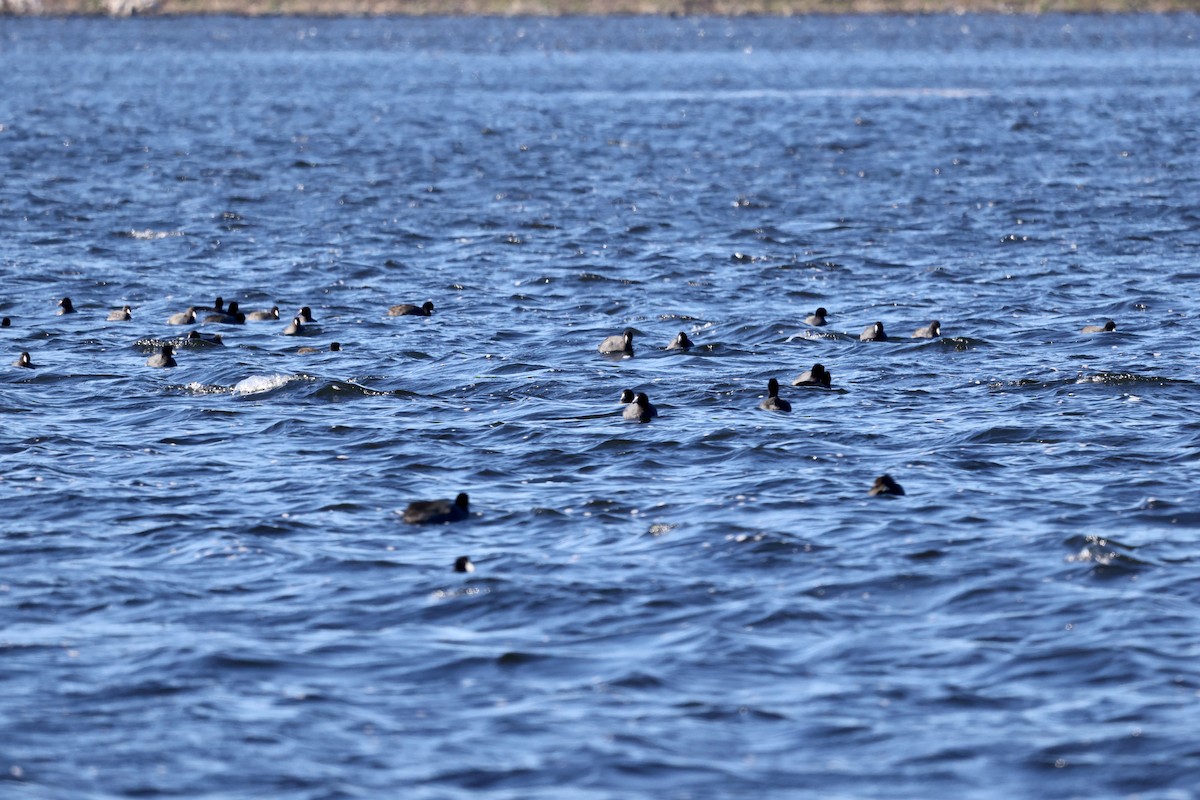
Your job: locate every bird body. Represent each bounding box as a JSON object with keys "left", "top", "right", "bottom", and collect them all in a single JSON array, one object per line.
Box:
[
  {"left": 403, "top": 493, "right": 470, "bottom": 525},
  {"left": 792, "top": 363, "right": 831, "bottom": 388},
  {"left": 860, "top": 321, "right": 887, "bottom": 341},
  {"left": 146, "top": 345, "right": 176, "bottom": 368},
  {"left": 759, "top": 378, "right": 791, "bottom": 412},
  {"left": 1082, "top": 320, "right": 1116, "bottom": 333},
  {"left": 913, "top": 320, "right": 941, "bottom": 338},
  {"left": 623, "top": 392, "right": 658, "bottom": 422},
  {"left": 388, "top": 301, "right": 434, "bottom": 317},
  {"left": 600, "top": 329, "right": 635, "bottom": 355}
]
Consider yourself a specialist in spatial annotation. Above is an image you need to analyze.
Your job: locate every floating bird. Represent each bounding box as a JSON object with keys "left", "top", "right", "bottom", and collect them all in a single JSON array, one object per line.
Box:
[
  {"left": 454, "top": 556, "right": 475, "bottom": 573},
  {"left": 623, "top": 391, "right": 657, "bottom": 422},
  {"left": 792, "top": 363, "right": 831, "bottom": 388},
  {"left": 619, "top": 388, "right": 635, "bottom": 404},
  {"left": 297, "top": 342, "right": 341, "bottom": 354},
  {"left": 1, "top": 317, "right": 11, "bottom": 327},
  {"left": 913, "top": 320, "right": 941, "bottom": 338},
  {"left": 805, "top": 307, "right": 829, "bottom": 326},
  {"left": 282, "top": 317, "right": 304, "bottom": 335},
  {"left": 167, "top": 308, "right": 196, "bottom": 325},
  {"left": 388, "top": 301, "right": 434, "bottom": 317},
  {"left": 57, "top": 297, "right": 75, "bottom": 315},
  {"left": 107, "top": 305, "right": 132, "bottom": 321},
  {"left": 758, "top": 378, "right": 792, "bottom": 412},
  {"left": 202, "top": 301, "right": 243, "bottom": 325},
  {"left": 868, "top": 475, "right": 905, "bottom": 497},
  {"left": 12, "top": 351, "right": 34, "bottom": 368},
  {"left": 297, "top": 306, "right": 317, "bottom": 323},
  {"left": 402, "top": 492, "right": 470, "bottom": 525},
  {"left": 1082, "top": 320, "right": 1116, "bottom": 333},
  {"left": 186, "top": 331, "right": 224, "bottom": 346},
  {"left": 195, "top": 297, "right": 224, "bottom": 313},
  {"left": 599, "top": 329, "right": 635, "bottom": 355},
  {"left": 860, "top": 321, "right": 887, "bottom": 341},
  {"left": 667, "top": 331, "right": 693, "bottom": 350},
  {"left": 146, "top": 345, "right": 177, "bottom": 368},
  {"left": 245, "top": 306, "right": 280, "bottom": 322}
]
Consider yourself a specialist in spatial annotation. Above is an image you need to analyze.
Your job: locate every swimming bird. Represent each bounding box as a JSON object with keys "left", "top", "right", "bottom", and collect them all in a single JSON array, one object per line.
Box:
[
  {"left": 297, "top": 342, "right": 340, "bottom": 354},
  {"left": 667, "top": 331, "right": 693, "bottom": 350},
  {"left": 1082, "top": 320, "right": 1116, "bottom": 333},
  {"left": 195, "top": 297, "right": 224, "bottom": 313},
  {"left": 282, "top": 317, "right": 304, "bottom": 335},
  {"left": 12, "top": 351, "right": 33, "bottom": 368},
  {"left": 913, "top": 320, "right": 941, "bottom": 338},
  {"left": 623, "top": 392, "right": 657, "bottom": 422},
  {"left": 805, "top": 307, "right": 829, "bottom": 326},
  {"left": 454, "top": 556, "right": 475, "bottom": 573},
  {"left": 868, "top": 475, "right": 905, "bottom": 497},
  {"left": 860, "top": 321, "right": 887, "bottom": 341},
  {"left": 1, "top": 317, "right": 10, "bottom": 327},
  {"left": 759, "top": 378, "right": 792, "bottom": 412},
  {"left": 619, "top": 388, "right": 635, "bottom": 404},
  {"left": 792, "top": 363, "right": 831, "bottom": 388},
  {"left": 297, "top": 306, "right": 317, "bottom": 323},
  {"left": 107, "top": 305, "right": 132, "bottom": 321},
  {"left": 202, "top": 301, "right": 243, "bottom": 325},
  {"left": 167, "top": 308, "right": 196, "bottom": 325},
  {"left": 388, "top": 301, "right": 434, "bottom": 317},
  {"left": 402, "top": 492, "right": 470, "bottom": 525},
  {"left": 186, "top": 331, "right": 224, "bottom": 346},
  {"left": 245, "top": 306, "right": 280, "bottom": 322},
  {"left": 599, "top": 329, "right": 635, "bottom": 355},
  {"left": 57, "top": 297, "right": 75, "bottom": 315},
  {"left": 145, "top": 345, "right": 176, "bottom": 368}
]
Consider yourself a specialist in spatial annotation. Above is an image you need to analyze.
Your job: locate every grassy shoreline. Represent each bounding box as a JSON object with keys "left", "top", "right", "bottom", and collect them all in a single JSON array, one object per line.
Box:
[{"left": 5, "top": 0, "right": 1198, "bottom": 15}]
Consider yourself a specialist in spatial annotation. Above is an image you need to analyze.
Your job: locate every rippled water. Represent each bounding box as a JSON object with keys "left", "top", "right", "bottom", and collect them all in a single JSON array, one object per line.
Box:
[{"left": 3, "top": 13, "right": 1200, "bottom": 798}]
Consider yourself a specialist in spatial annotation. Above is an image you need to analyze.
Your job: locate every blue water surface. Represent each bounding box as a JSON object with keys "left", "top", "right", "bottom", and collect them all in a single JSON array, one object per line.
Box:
[{"left": 1, "top": 12, "right": 1199, "bottom": 799}]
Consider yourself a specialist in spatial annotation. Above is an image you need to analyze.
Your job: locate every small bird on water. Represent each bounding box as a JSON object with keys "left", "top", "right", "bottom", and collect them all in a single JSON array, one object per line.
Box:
[
  {"left": 623, "top": 392, "right": 657, "bottom": 422},
  {"left": 868, "top": 475, "right": 905, "bottom": 497},
  {"left": 599, "top": 329, "right": 634, "bottom": 356},
  {"left": 107, "top": 305, "right": 132, "bottom": 322},
  {"left": 402, "top": 493, "right": 470, "bottom": 525},
  {"left": 1081, "top": 320, "right": 1116, "bottom": 333},
  {"left": 666, "top": 331, "right": 693, "bottom": 350},
  {"left": 454, "top": 556, "right": 475, "bottom": 573},
  {"left": 792, "top": 363, "right": 831, "bottom": 388},
  {"left": 912, "top": 320, "right": 940, "bottom": 339},
  {"left": 146, "top": 344, "right": 177, "bottom": 368},
  {"left": 805, "top": 307, "right": 829, "bottom": 326},
  {"left": 12, "top": 351, "right": 34, "bottom": 368},
  {"left": 388, "top": 301, "right": 434, "bottom": 317},
  {"left": 860, "top": 321, "right": 887, "bottom": 342},
  {"left": 758, "top": 378, "right": 792, "bottom": 412}
]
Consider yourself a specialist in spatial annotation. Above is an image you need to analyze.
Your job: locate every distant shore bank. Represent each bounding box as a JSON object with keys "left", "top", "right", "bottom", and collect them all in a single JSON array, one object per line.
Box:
[{"left": 3, "top": 0, "right": 1196, "bottom": 17}]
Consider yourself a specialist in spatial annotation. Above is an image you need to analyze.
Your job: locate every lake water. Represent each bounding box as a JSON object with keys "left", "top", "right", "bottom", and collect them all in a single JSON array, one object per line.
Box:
[{"left": 2, "top": 12, "right": 1199, "bottom": 798}]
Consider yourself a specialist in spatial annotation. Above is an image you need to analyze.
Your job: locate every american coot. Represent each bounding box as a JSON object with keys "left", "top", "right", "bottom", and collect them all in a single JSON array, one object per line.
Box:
[
  {"left": 913, "top": 320, "right": 941, "bottom": 338},
  {"left": 805, "top": 307, "right": 829, "bottom": 326},
  {"left": 1, "top": 317, "right": 10, "bottom": 327},
  {"left": 282, "top": 317, "right": 304, "bottom": 336},
  {"left": 600, "top": 329, "right": 635, "bottom": 355},
  {"left": 107, "top": 305, "right": 132, "bottom": 321},
  {"left": 297, "top": 342, "right": 341, "bottom": 354},
  {"left": 203, "top": 301, "right": 243, "bottom": 325},
  {"left": 402, "top": 493, "right": 470, "bottom": 525},
  {"left": 792, "top": 363, "right": 831, "bottom": 388},
  {"left": 58, "top": 297, "right": 76, "bottom": 315},
  {"left": 297, "top": 306, "right": 317, "bottom": 323},
  {"left": 860, "top": 321, "right": 887, "bottom": 342},
  {"left": 666, "top": 331, "right": 693, "bottom": 350},
  {"left": 623, "top": 392, "right": 658, "bottom": 422},
  {"left": 388, "top": 301, "right": 434, "bottom": 317},
  {"left": 196, "top": 297, "right": 224, "bottom": 313},
  {"left": 167, "top": 308, "right": 196, "bottom": 325},
  {"left": 619, "top": 388, "right": 635, "bottom": 404},
  {"left": 245, "top": 306, "right": 280, "bottom": 322},
  {"left": 869, "top": 475, "right": 905, "bottom": 497},
  {"left": 1082, "top": 320, "right": 1116, "bottom": 333},
  {"left": 186, "top": 331, "right": 224, "bottom": 346},
  {"left": 146, "top": 345, "right": 177, "bottom": 368},
  {"left": 759, "top": 378, "right": 792, "bottom": 412},
  {"left": 454, "top": 556, "right": 475, "bottom": 573},
  {"left": 12, "top": 351, "right": 34, "bottom": 368}
]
